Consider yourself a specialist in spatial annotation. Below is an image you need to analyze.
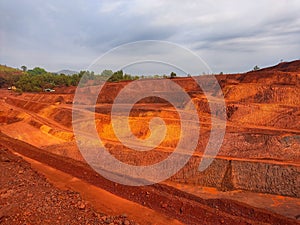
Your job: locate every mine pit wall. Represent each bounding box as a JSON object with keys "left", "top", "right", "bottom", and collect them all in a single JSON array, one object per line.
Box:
[
  {"left": 170, "top": 156, "right": 300, "bottom": 198},
  {"left": 3, "top": 74, "right": 300, "bottom": 198},
  {"left": 43, "top": 141, "right": 300, "bottom": 198}
]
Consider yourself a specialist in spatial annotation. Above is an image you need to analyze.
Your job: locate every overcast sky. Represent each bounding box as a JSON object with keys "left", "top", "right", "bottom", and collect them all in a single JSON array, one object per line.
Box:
[{"left": 1, "top": 0, "right": 300, "bottom": 74}]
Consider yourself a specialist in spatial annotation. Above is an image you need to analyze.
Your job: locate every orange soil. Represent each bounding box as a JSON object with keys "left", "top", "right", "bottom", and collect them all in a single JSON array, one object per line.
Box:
[{"left": 1, "top": 60, "right": 300, "bottom": 223}]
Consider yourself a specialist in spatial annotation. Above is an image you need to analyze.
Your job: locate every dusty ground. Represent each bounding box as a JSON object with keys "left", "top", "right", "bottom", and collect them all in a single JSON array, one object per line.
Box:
[
  {"left": 0, "top": 60, "right": 300, "bottom": 224},
  {"left": 0, "top": 147, "right": 137, "bottom": 225},
  {"left": 0, "top": 132, "right": 298, "bottom": 225}
]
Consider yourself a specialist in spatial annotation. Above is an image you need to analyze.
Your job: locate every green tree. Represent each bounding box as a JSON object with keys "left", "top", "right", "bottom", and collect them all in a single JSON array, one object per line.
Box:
[
  {"left": 21, "top": 65, "right": 27, "bottom": 72},
  {"left": 0, "top": 77, "right": 6, "bottom": 87},
  {"left": 253, "top": 65, "right": 260, "bottom": 71},
  {"left": 101, "top": 69, "right": 113, "bottom": 77},
  {"left": 27, "top": 67, "right": 47, "bottom": 76},
  {"left": 108, "top": 70, "right": 124, "bottom": 82},
  {"left": 170, "top": 72, "right": 177, "bottom": 78}
]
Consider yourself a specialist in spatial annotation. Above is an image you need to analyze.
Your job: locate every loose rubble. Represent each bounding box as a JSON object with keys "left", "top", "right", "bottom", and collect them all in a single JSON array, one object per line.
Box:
[{"left": 0, "top": 147, "right": 137, "bottom": 225}]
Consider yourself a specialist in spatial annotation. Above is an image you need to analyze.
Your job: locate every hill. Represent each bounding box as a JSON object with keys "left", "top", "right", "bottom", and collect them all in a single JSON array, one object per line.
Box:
[
  {"left": 0, "top": 65, "right": 24, "bottom": 88},
  {"left": 56, "top": 69, "right": 78, "bottom": 76},
  {"left": 0, "top": 65, "right": 24, "bottom": 78},
  {"left": 258, "top": 60, "right": 300, "bottom": 73}
]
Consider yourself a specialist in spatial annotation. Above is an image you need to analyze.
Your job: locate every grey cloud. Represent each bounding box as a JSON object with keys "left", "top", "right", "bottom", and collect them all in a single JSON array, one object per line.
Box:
[{"left": 0, "top": 0, "right": 299, "bottom": 73}]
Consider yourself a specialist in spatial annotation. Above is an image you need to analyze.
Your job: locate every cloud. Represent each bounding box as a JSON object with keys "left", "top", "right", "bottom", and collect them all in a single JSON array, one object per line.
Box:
[
  {"left": 0, "top": 0, "right": 299, "bottom": 73},
  {"left": 99, "top": 1, "right": 123, "bottom": 13}
]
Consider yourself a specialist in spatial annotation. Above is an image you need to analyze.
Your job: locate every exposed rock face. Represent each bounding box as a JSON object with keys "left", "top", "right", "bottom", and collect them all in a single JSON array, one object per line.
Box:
[
  {"left": 0, "top": 60, "right": 300, "bottom": 197},
  {"left": 170, "top": 156, "right": 300, "bottom": 197}
]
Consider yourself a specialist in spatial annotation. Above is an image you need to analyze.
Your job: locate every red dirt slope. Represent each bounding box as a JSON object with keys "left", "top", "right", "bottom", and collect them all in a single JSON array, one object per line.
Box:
[
  {"left": 0, "top": 146, "right": 136, "bottom": 225},
  {"left": 258, "top": 60, "right": 300, "bottom": 73}
]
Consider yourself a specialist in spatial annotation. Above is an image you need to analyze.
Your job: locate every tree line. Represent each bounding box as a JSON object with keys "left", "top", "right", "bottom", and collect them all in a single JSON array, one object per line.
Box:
[{"left": 0, "top": 65, "right": 177, "bottom": 93}]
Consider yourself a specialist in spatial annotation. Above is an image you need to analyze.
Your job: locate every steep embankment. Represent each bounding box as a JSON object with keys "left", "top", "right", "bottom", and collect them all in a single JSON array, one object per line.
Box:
[
  {"left": 0, "top": 61, "right": 299, "bottom": 199},
  {"left": 0, "top": 132, "right": 298, "bottom": 224},
  {"left": 0, "top": 146, "right": 137, "bottom": 225}
]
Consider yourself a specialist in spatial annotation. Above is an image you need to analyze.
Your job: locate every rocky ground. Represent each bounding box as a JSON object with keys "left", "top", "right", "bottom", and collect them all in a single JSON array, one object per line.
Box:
[
  {"left": 0, "top": 133, "right": 298, "bottom": 225},
  {"left": 0, "top": 60, "right": 300, "bottom": 224},
  {"left": 0, "top": 147, "right": 136, "bottom": 225}
]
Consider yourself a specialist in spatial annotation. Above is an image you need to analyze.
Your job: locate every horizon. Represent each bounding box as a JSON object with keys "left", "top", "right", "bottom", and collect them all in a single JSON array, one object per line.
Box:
[{"left": 2, "top": 58, "right": 299, "bottom": 77}]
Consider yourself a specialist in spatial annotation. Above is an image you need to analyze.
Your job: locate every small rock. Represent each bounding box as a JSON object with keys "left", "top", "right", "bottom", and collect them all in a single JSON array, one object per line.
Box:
[
  {"left": 23, "top": 211, "right": 31, "bottom": 216},
  {"left": 161, "top": 203, "right": 168, "bottom": 208},
  {"left": 1, "top": 157, "right": 10, "bottom": 162},
  {"left": 124, "top": 220, "right": 130, "bottom": 225},
  {"left": 78, "top": 201, "right": 86, "bottom": 210},
  {"left": 180, "top": 206, "right": 184, "bottom": 213}
]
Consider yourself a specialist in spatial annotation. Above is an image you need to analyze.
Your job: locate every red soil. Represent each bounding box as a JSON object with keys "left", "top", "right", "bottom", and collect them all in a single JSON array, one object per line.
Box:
[
  {"left": 1, "top": 60, "right": 300, "bottom": 224},
  {"left": 0, "top": 132, "right": 298, "bottom": 225}
]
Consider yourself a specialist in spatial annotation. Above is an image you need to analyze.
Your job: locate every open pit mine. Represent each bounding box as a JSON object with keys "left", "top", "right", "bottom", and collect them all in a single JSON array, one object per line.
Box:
[{"left": 1, "top": 60, "right": 300, "bottom": 224}]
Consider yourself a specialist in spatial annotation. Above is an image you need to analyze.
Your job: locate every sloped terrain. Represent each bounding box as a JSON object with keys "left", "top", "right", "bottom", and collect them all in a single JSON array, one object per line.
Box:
[
  {"left": 0, "top": 133, "right": 297, "bottom": 225},
  {"left": 0, "top": 146, "right": 136, "bottom": 225},
  {"left": 0, "top": 60, "right": 300, "bottom": 223}
]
